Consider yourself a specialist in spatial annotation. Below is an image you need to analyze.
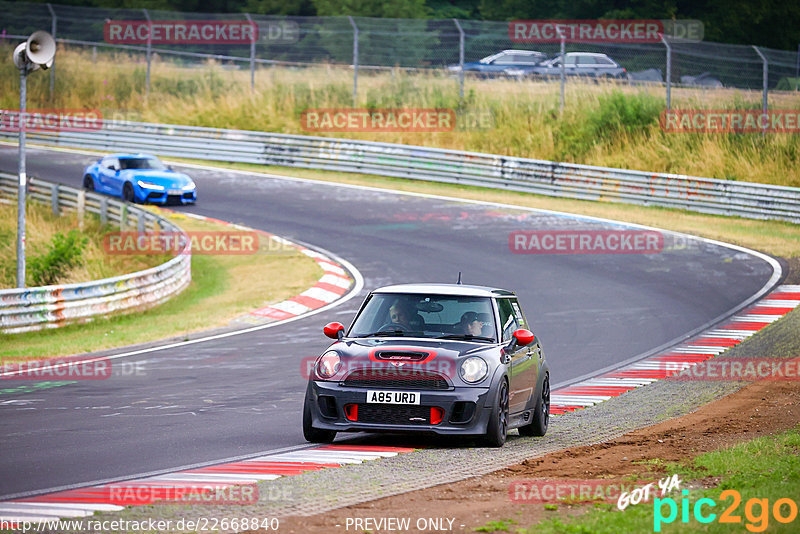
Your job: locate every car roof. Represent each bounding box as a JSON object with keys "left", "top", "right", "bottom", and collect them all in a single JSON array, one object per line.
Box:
[
  {"left": 565, "top": 52, "right": 611, "bottom": 57},
  {"left": 106, "top": 153, "right": 159, "bottom": 159},
  {"left": 372, "top": 283, "right": 515, "bottom": 297}
]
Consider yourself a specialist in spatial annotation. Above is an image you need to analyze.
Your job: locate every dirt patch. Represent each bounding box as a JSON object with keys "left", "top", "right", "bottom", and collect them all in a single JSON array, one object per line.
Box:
[{"left": 270, "top": 379, "right": 800, "bottom": 534}]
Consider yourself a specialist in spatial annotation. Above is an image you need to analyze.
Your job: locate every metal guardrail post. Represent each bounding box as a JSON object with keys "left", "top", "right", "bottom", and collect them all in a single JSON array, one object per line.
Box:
[
  {"left": 753, "top": 46, "right": 768, "bottom": 136},
  {"left": 51, "top": 183, "right": 59, "bottom": 215},
  {"left": 47, "top": 3, "right": 56, "bottom": 98},
  {"left": 120, "top": 203, "right": 127, "bottom": 230},
  {"left": 143, "top": 9, "right": 152, "bottom": 99},
  {"left": 245, "top": 13, "right": 255, "bottom": 92},
  {"left": 100, "top": 197, "right": 108, "bottom": 225},
  {"left": 137, "top": 212, "right": 145, "bottom": 233},
  {"left": 453, "top": 19, "right": 465, "bottom": 100},
  {"left": 661, "top": 34, "right": 672, "bottom": 110},
  {"left": 77, "top": 190, "right": 85, "bottom": 230},
  {"left": 348, "top": 16, "right": 358, "bottom": 106}
]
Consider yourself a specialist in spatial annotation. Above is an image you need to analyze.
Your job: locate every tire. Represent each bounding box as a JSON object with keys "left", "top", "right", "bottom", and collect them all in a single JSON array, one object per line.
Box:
[
  {"left": 303, "top": 399, "right": 336, "bottom": 443},
  {"left": 519, "top": 374, "right": 549, "bottom": 437},
  {"left": 122, "top": 182, "right": 136, "bottom": 203},
  {"left": 83, "top": 175, "right": 95, "bottom": 191},
  {"left": 483, "top": 379, "right": 509, "bottom": 447}
]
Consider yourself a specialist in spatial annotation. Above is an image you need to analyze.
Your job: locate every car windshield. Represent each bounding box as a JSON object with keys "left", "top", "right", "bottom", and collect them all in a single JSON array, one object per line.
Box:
[
  {"left": 119, "top": 157, "right": 166, "bottom": 170},
  {"left": 349, "top": 293, "right": 497, "bottom": 342}
]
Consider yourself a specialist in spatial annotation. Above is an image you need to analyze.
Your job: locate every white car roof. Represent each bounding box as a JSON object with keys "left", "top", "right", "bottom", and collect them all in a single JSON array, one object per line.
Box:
[{"left": 373, "top": 283, "right": 515, "bottom": 297}]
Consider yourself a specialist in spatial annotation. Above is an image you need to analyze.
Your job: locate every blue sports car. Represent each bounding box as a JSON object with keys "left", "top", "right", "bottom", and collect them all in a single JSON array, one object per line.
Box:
[{"left": 83, "top": 153, "right": 197, "bottom": 205}]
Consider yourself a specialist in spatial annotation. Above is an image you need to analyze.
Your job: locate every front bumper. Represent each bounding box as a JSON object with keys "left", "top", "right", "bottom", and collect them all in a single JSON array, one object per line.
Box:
[
  {"left": 306, "top": 380, "right": 495, "bottom": 435},
  {"left": 137, "top": 188, "right": 197, "bottom": 205}
]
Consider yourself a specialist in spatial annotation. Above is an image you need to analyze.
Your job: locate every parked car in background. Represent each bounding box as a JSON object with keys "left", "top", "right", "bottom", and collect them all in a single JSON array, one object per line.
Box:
[
  {"left": 508, "top": 52, "right": 627, "bottom": 79},
  {"left": 680, "top": 72, "right": 723, "bottom": 87},
  {"left": 447, "top": 49, "right": 547, "bottom": 77},
  {"left": 83, "top": 153, "right": 197, "bottom": 205}
]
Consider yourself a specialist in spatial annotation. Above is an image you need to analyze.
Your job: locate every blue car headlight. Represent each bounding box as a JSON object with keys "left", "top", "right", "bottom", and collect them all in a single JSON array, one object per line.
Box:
[
  {"left": 182, "top": 182, "right": 196, "bottom": 191},
  {"left": 137, "top": 180, "right": 165, "bottom": 191}
]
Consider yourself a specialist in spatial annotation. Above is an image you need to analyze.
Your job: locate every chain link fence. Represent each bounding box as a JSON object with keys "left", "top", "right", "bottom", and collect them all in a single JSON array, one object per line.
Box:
[{"left": 2, "top": 1, "right": 799, "bottom": 107}]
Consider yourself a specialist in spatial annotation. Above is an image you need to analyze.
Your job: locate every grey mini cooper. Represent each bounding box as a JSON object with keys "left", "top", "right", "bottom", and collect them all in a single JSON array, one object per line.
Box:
[{"left": 302, "top": 283, "right": 550, "bottom": 447}]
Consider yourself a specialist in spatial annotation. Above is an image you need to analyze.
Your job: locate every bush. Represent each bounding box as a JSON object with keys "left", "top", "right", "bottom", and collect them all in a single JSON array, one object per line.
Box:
[
  {"left": 556, "top": 91, "right": 662, "bottom": 159},
  {"left": 28, "top": 230, "right": 89, "bottom": 286}
]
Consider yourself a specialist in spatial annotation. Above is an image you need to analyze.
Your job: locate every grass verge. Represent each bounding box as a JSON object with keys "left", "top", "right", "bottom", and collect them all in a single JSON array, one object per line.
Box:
[
  {"left": 2, "top": 45, "right": 799, "bottom": 186},
  {"left": 0, "top": 200, "right": 165, "bottom": 287},
  {"left": 526, "top": 426, "right": 800, "bottom": 533},
  {"left": 0, "top": 211, "right": 322, "bottom": 362}
]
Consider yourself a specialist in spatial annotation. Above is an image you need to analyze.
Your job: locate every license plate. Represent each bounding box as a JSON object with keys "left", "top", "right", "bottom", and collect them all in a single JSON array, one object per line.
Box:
[
  {"left": 366, "top": 390, "right": 420, "bottom": 405},
  {"left": 168, "top": 189, "right": 183, "bottom": 195}
]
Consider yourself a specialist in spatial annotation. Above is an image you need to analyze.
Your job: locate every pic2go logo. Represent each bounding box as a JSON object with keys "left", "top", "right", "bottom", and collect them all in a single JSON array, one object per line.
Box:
[{"left": 654, "top": 489, "right": 798, "bottom": 532}]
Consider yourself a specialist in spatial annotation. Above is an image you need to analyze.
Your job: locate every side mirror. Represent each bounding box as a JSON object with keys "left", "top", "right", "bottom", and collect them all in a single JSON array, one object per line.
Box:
[
  {"left": 323, "top": 322, "right": 345, "bottom": 340},
  {"left": 513, "top": 328, "right": 535, "bottom": 347}
]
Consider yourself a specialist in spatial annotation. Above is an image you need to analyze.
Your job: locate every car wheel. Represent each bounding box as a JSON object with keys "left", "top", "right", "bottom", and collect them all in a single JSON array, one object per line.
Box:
[
  {"left": 483, "top": 379, "right": 509, "bottom": 447},
  {"left": 520, "top": 374, "right": 549, "bottom": 437},
  {"left": 122, "top": 182, "right": 136, "bottom": 203},
  {"left": 83, "top": 175, "right": 95, "bottom": 191},
  {"left": 303, "top": 399, "right": 336, "bottom": 443}
]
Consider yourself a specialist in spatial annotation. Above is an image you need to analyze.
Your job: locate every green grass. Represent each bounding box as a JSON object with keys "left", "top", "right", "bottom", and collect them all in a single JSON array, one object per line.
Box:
[
  {"left": 0, "top": 213, "right": 323, "bottom": 361},
  {"left": 525, "top": 426, "right": 800, "bottom": 533},
  {"left": 475, "top": 518, "right": 518, "bottom": 532},
  {"left": 0, "top": 200, "right": 165, "bottom": 288}
]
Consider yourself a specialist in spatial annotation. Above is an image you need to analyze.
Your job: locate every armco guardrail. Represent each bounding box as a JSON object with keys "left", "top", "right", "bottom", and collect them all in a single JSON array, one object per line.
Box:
[
  {"left": 0, "top": 172, "right": 191, "bottom": 333},
  {"left": 3, "top": 120, "right": 799, "bottom": 223}
]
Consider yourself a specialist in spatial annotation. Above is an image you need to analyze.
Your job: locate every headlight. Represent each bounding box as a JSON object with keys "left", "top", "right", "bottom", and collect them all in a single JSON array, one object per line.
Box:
[
  {"left": 182, "top": 182, "right": 196, "bottom": 191},
  {"left": 316, "top": 351, "right": 341, "bottom": 379},
  {"left": 137, "top": 180, "right": 164, "bottom": 190},
  {"left": 459, "top": 356, "right": 488, "bottom": 383}
]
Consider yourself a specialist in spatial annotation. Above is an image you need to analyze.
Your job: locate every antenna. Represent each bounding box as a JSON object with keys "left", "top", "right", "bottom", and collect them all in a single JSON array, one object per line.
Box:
[{"left": 456, "top": 272, "right": 462, "bottom": 285}]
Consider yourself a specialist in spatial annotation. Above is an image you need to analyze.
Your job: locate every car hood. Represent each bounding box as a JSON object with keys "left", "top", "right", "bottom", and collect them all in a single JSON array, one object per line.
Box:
[
  {"left": 124, "top": 169, "right": 192, "bottom": 187},
  {"left": 320, "top": 337, "right": 498, "bottom": 385}
]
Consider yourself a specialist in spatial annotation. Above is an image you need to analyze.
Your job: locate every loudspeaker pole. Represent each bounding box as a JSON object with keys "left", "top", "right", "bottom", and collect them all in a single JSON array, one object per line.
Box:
[
  {"left": 17, "top": 63, "right": 28, "bottom": 287},
  {"left": 12, "top": 31, "right": 56, "bottom": 288}
]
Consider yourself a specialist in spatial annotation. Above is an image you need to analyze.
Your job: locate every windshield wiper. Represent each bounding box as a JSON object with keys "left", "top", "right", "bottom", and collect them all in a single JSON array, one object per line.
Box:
[
  {"left": 357, "top": 329, "right": 408, "bottom": 337},
  {"left": 436, "top": 334, "right": 495, "bottom": 342}
]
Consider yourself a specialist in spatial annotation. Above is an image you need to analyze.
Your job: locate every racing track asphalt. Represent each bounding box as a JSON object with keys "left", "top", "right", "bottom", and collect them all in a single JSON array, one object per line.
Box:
[{"left": 0, "top": 145, "right": 777, "bottom": 498}]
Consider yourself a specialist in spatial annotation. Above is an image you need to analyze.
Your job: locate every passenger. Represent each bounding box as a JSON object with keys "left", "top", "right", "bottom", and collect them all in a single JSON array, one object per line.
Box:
[{"left": 459, "top": 311, "right": 484, "bottom": 336}]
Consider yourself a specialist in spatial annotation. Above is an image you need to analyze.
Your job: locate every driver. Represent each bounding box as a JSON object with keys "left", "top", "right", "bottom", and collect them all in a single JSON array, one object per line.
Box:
[{"left": 389, "top": 300, "right": 414, "bottom": 329}]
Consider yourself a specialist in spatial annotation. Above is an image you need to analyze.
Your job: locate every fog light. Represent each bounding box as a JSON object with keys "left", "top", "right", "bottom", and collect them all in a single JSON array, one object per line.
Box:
[
  {"left": 344, "top": 403, "right": 358, "bottom": 422},
  {"left": 431, "top": 407, "right": 444, "bottom": 425}
]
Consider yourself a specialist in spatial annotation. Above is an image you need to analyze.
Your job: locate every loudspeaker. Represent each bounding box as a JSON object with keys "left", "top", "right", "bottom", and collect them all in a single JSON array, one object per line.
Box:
[{"left": 26, "top": 31, "right": 56, "bottom": 68}]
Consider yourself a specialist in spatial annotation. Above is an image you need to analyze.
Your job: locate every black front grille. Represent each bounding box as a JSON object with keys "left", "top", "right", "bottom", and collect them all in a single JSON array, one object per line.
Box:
[
  {"left": 357, "top": 404, "right": 431, "bottom": 425},
  {"left": 166, "top": 194, "right": 182, "bottom": 204},
  {"left": 342, "top": 368, "right": 449, "bottom": 390}
]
